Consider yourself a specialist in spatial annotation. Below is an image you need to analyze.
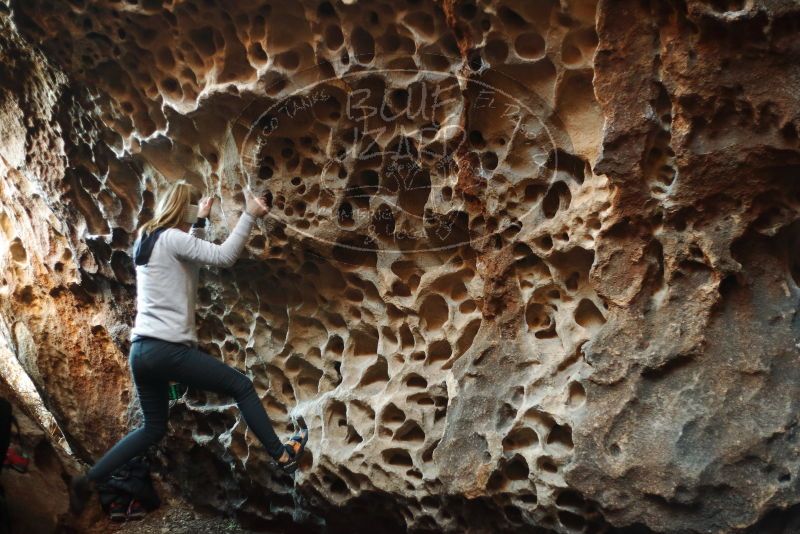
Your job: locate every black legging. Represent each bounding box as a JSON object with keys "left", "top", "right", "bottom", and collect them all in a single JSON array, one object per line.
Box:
[{"left": 87, "top": 336, "right": 285, "bottom": 481}]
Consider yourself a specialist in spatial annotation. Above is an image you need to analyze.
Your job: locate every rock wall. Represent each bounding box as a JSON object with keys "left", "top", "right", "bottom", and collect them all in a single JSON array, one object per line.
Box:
[
  {"left": 0, "top": 0, "right": 799, "bottom": 532},
  {"left": 0, "top": 380, "right": 73, "bottom": 534}
]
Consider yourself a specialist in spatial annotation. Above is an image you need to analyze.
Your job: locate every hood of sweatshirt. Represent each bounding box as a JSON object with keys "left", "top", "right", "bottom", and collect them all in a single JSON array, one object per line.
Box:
[{"left": 133, "top": 227, "right": 168, "bottom": 266}]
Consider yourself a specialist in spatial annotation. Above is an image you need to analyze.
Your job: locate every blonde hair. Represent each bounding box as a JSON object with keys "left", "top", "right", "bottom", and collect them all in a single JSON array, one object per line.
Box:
[{"left": 139, "top": 180, "right": 200, "bottom": 235}]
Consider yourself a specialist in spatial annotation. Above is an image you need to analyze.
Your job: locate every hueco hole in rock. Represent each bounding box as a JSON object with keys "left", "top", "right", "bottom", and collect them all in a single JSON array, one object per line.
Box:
[{"left": 1, "top": 0, "right": 800, "bottom": 533}]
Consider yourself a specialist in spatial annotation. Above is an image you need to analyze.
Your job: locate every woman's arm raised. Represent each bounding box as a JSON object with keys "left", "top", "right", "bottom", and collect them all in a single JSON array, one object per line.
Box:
[
  {"left": 170, "top": 189, "right": 269, "bottom": 268},
  {"left": 171, "top": 211, "right": 254, "bottom": 267},
  {"left": 189, "top": 196, "right": 214, "bottom": 240}
]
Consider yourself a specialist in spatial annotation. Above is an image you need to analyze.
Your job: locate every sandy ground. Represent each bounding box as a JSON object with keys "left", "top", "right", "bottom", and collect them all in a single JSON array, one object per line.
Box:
[
  {"left": 75, "top": 497, "right": 261, "bottom": 534},
  {"left": 55, "top": 480, "right": 266, "bottom": 534}
]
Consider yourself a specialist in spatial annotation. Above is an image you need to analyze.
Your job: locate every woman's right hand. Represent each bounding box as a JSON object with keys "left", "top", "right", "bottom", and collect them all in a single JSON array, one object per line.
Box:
[{"left": 244, "top": 187, "right": 270, "bottom": 217}]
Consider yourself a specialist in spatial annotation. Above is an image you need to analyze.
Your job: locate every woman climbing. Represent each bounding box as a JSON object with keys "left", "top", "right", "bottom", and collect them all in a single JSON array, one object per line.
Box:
[{"left": 69, "top": 180, "right": 308, "bottom": 515}]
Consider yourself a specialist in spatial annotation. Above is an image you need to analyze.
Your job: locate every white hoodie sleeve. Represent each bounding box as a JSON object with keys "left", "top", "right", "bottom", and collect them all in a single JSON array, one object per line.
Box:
[{"left": 168, "top": 211, "right": 256, "bottom": 268}]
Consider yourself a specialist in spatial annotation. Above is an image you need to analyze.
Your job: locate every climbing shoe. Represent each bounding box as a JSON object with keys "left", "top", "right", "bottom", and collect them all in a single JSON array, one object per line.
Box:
[
  {"left": 126, "top": 499, "right": 147, "bottom": 520},
  {"left": 109, "top": 499, "right": 128, "bottom": 522},
  {"left": 277, "top": 428, "right": 309, "bottom": 474}
]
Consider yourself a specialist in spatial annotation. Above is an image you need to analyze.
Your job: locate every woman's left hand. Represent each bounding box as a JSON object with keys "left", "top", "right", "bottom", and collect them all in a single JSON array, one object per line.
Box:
[{"left": 197, "top": 196, "right": 215, "bottom": 218}]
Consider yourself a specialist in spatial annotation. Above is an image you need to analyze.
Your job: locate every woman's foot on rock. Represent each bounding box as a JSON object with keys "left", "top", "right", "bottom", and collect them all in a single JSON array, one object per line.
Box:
[{"left": 277, "top": 428, "right": 309, "bottom": 474}]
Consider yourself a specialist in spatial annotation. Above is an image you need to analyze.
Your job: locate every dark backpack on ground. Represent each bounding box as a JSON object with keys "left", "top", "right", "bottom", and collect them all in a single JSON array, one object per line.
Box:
[{"left": 96, "top": 455, "right": 160, "bottom": 519}]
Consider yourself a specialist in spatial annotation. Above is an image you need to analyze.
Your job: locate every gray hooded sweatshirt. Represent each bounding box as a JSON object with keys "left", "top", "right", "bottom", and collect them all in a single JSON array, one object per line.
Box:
[{"left": 130, "top": 212, "right": 256, "bottom": 346}]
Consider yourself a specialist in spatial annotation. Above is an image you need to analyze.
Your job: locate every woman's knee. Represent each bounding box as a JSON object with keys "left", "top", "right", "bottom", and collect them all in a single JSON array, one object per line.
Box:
[
  {"left": 231, "top": 373, "right": 255, "bottom": 399},
  {"left": 143, "top": 422, "right": 168, "bottom": 442}
]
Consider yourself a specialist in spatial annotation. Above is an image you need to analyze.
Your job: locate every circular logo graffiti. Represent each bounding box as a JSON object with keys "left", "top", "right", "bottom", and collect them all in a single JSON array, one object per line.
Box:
[{"left": 238, "top": 57, "right": 566, "bottom": 256}]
